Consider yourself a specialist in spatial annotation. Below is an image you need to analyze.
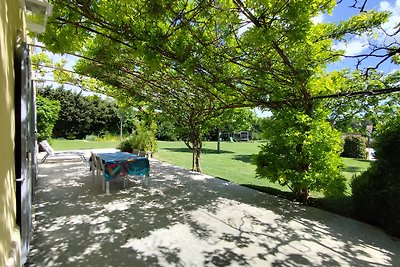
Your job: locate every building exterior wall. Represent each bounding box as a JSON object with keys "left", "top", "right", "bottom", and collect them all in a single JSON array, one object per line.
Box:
[{"left": 0, "top": 0, "right": 25, "bottom": 266}]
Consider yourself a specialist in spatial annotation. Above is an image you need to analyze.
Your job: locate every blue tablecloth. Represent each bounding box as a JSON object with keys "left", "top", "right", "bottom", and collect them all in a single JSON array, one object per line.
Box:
[{"left": 97, "top": 152, "right": 150, "bottom": 181}]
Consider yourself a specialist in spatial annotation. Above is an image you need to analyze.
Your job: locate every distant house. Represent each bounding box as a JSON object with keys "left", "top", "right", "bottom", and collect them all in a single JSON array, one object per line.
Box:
[
  {"left": 221, "top": 131, "right": 251, "bottom": 142},
  {"left": 239, "top": 131, "right": 249, "bottom": 141}
]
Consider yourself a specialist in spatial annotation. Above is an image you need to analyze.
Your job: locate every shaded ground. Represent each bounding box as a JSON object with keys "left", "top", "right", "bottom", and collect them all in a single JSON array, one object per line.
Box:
[{"left": 27, "top": 152, "right": 399, "bottom": 266}]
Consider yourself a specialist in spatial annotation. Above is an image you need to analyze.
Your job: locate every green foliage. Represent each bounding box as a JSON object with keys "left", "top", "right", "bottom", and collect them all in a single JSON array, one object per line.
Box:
[
  {"left": 99, "top": 133, "right": 121, "bottom": 141},
  {"left": 341, "top": 135, "right": 366, "bottom": 159},
  {"left": 155, "top": 113, "right": 178, "bottom": 141},
  {"left": 205, "top": 108, "right": 259, "bottom": 140},
  {"left": 132, "top": 119, "right": 158, "bottom": 153},
  {"left": 351, "top": 170, "right": 380, "bottom": 222},
  {"left": 324, "top": 70, "right": 400, "bottom": 136},
  {"left": 120, "top": 119, "right": 158, "bottom": 154},
  {"left": 38, "top": 86, "right": 120, "bottom": 139},
  {"left": 31, "top": 52, "right": 53, "bottom": 77},
  {"left": 119, "top": 139, "right": 133, "bottom": 153},
  {"left": 254, "top": 107, "right": 346, "bottom": 200},
  {"left": 38, "top": 0, "right": 393, "bottom": 198},
  {"left": 36, "top": 95, "right": 61, "bottom": 142},
  {"left": 117, "top": 106, "right": 138, "bottom": 136},
  {"left": 86, "top": 133, "right": 120, "bottom": 142},
  {"left": 352, "top": 113, "right": 400, "bottom": 237},
  {"left": 85, "top": 135, "right": 98, "bottom": 141}
]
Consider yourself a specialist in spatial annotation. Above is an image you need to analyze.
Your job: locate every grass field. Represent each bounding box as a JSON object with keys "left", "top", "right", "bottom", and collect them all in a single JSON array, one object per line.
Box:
[
  {"left": 52, "top": 139, "right": 371, "bottom": 213},
  {"left": 51, "top": 139, "right": 120, "bottom": 150},
  {"left": 154, "top": 141, "right": 371, "bottom": 196},
  {"left": 154, "top": 141, "right": 288, "bottom": 192},
  {"left": 52, "top": 139, "right": 371, "bottom": 196}
]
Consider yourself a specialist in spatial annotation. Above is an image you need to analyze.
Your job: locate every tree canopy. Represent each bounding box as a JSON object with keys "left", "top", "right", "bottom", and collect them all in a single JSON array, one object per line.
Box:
[{"left": 37, "top": 0, "right": 399, "bottom": 200}]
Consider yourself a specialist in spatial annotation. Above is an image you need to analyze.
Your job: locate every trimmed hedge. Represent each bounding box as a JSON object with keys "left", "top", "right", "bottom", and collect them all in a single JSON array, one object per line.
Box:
[
  {"left": 351, "top": 118, "right": 400, "bottom": 237},
  {"left": 342, "top": 135, "right": 366, "bottom": 159},
  {"left": 36, "top": 95, "right": 60, "bottom": 142}
]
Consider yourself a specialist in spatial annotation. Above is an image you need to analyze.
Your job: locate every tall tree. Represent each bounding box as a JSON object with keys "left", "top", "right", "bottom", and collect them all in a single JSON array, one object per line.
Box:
[
  {"left": 38, "top": 0, "right": 394, "bottom": 200},
  {"left": 38, "top": 86, "right": 120, "bottom": 139}
]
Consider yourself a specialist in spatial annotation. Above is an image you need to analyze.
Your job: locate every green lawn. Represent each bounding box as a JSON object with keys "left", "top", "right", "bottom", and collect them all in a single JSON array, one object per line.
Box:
[
  {"left": 51, "top": 139, "right": 372, "bottom": 200},
  {"left": 154, "top": 141, "right": 372, "bottom": 196},
  {"left": 154, "top": 141, "right": 372, "bottom": 216},
  {"left": 51, "top": 139, "right": 370, "bottom": 202},
  {"left": 154, "top": 141, "right": 288, "bottom": 192},
  {"left": 50, "top": 139, "right": 373, "bottom": 216},
  {"left": 342, "top": 157, "right": 371, "bottom": 180},
  {"left": 51, "top": 139, "right": 120, "bottom": 151}
]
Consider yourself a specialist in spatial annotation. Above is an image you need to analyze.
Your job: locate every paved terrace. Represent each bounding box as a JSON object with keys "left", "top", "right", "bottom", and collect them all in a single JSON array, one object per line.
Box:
[{"left": 26, "top": 151, "right": 399, "bottom": 266}]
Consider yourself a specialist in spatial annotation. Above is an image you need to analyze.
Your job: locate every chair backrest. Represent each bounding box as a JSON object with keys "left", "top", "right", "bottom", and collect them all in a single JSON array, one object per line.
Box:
[
  {"left": 91, "top": 152, "right": 98, "bottom": 168},
  {"left": 95, "top": 155, "right": 104, "bottom": 171},
  {"left": 138, "top": 151, "right": 146, "bottom": 157},
  {"left": 39, "top": 140, "right": 55, "bottom": 155}
]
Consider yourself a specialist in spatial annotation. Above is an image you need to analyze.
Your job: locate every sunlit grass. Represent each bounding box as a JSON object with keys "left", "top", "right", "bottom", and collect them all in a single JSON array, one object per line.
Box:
[
  {"left": 154, "top": 141, "right": 372, "bottom": 196},
  {"left": 52, "top": 139, "right": 371, "bottom": 195},
  {"left": 154, "top": 141, "right": 287, "bottom": 192},
  {"left": 52, "top": 138, "right": 372, "bottom": 212},
  {"left": 51, "top": 139, "right": 120, "bottom": 150},
  {"left": 154, "top": 141, "right": 372, "bottom": 217}
]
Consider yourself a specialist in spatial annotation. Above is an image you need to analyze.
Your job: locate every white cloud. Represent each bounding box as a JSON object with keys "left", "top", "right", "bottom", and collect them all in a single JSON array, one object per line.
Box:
[
  {"left": 379, "top": 0, "right": 400, "bottom": 35},
  {"left": 311, "top": 13, "right": 325, "bottom": 24},
  {"left": 331, "top": 1, "right": 400, "bottom": 57},
  {"left": 332, "top": 38, "right": 369, "bottom": 56}
]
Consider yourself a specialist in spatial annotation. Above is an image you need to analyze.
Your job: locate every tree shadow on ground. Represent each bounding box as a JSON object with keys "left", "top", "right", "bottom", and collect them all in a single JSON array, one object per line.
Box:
[
  {"left": 242, "top": 184, "right": 356, "bottom": 219},
  {"left": 28, "top": 158, "right": 400, "bottom": 267},
  {"left": 243, "top": 186, "right": 375, "bottom": 232},
  {"left": 163, "top": 147, "right": 234, "bottom": 154},
  {"left": 308, "top": 195, "right": 354, "bottom": 218},
  {"left": 232, "top": 154, "right": 254, "bottom": 163},
  {"left": 241, "top": 184, "right": 296, "bottom": 201},
  {"left": 343, "top": 166, "right": 366, "bottom": 173}
]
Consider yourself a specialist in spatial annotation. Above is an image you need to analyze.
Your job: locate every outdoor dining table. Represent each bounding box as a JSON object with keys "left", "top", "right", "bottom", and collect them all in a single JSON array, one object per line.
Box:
[{"left": 95, "top": 152, "right": 150, "bottom": 194}]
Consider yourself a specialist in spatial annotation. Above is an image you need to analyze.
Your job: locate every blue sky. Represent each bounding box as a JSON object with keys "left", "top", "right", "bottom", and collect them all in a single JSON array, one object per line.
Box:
[{"left": 323, "top": 0, "right": 400, "bottom": 73}]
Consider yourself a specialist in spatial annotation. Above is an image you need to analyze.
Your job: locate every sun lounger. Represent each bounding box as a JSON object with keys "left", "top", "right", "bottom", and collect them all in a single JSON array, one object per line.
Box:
[{"left": 39, "top": 140, "right": 86, "bottom": 163}]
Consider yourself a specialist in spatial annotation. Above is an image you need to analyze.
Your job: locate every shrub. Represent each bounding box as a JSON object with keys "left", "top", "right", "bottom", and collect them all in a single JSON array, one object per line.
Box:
[
  {"left": 254, "top": 108, "right": 346, "bottom": 202},
  {"left": 351, "top": 169, "right": 380, "bottom": 224},
  {"left": 351, "top": 117, "right": 400, "bottom": 237},
  {"left": 118, "top": 119, "right": 158, "bottom": 154},
  {"left": 99, "top": 132, "right": 120, "bottom": 141},
  {"left": 36, "top": 95, "right": 61, "bottom": 142},
  {"left": 85, "top": 135, "right": 98, "bottom": 141},
  {"left": 38, "top": 86, "right": 120, "bottom": 139},
  {"left": 342, "top": 135, "right": 366, "bottom": 159},
  {"left": 119, "top": 139, "right": 133, "bottom": 153}
]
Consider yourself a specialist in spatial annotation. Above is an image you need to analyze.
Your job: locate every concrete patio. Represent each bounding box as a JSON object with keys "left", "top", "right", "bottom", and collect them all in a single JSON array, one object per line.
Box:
[{"left": 26, "top": 151, "right": 399, "bottom": 266}]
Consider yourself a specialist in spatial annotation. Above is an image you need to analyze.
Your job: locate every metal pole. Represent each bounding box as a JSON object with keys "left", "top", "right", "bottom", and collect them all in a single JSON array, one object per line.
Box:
[{"left": 217, "top": 129, "right": 221, "bottom": 154}]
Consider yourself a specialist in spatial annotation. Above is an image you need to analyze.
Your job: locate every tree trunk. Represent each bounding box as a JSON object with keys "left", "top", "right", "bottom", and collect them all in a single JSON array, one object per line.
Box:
[
  {"left": 193, "top": 146, "right": 201, "bottom": 172},
  {"left": 190, "top": 126, "right": 202, "bottom": 172},
  {"left": 192, "top": 149, "right": 195, "bottom": 171},
  {"left": 296, "top": 188, "right": 309, "bottom": 203}
]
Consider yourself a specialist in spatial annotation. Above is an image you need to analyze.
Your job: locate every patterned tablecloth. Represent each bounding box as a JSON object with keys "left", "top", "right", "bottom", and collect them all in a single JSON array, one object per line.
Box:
[{"left": 97, "top": 152, "right": 150, "bottom": 181}]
